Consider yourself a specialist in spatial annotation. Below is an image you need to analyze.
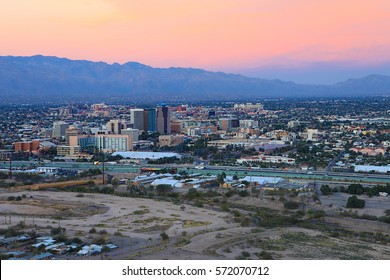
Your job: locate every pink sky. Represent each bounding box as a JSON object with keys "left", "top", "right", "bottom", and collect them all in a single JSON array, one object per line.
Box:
[{"left": 1, "top": 0, "right": 390, "bottom": 72}]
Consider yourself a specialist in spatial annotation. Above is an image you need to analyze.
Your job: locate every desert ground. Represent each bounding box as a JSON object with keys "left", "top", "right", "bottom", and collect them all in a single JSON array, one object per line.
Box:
[{"left": 1, "top": 187, "right": 389, "bottom": 260}]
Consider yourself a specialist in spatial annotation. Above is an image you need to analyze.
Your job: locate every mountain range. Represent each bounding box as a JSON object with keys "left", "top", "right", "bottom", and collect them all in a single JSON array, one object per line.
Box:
[{"left": 0, "top": 55, "right": 389, "bottom": 104}]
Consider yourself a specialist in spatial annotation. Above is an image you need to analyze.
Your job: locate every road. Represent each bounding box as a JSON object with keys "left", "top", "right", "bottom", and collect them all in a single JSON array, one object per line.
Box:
[
  {"left": 2, "top": 161, "right": 390, "bottom": 184},
  {"left": 325, "top": 150, "right": 344, "bottom": 175}
]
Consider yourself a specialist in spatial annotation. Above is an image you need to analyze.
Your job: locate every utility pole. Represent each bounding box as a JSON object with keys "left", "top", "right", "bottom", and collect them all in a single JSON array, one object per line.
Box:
[
  {"left": 249, "top": 166, "right": 252, "bottom": 197},
  {"left": 102, "top": 161, "right": 105, "bottom": 185},
  {"left": 9, "top": 156, "right": 12, "bottom": 179},
  {"left": 95, "top": 147, "right": 105, "bottom": 185}
]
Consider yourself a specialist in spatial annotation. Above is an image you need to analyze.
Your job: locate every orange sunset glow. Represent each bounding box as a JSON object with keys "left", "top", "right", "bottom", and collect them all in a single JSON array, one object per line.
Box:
[{"left": 1, "top": 0, "right": 390, "bottom": 81}]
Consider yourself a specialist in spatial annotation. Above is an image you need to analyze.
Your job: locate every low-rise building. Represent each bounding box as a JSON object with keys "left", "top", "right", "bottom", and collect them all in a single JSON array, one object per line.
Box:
[
  {"left": 354, "top": 165, "right": 390, "bottom": 173},
  {"left": 112, "top": 151, "right": 182, "bottom": 160},
  {"left": 237, "top": 155, "right": 295, "bottom": 165},
  {"left": 159, "top": 135, "right": 184, "bottom": 147},
  {"left": 57, "top": 145, "right": 81, "bottom": 156}
]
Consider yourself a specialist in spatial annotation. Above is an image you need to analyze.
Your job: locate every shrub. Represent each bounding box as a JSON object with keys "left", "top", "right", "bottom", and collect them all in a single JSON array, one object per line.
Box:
[
  {"left": 87, "top": 180, "right": 96, "bottom": 187},
  {"left": 378, "top": 216, "right": 390, "bottom": 223},
  {"left": 223, "top": 247, "right": 232, "bottom": 253},
  {"left": 238, "top": 190, "right": 249, "bottom": 197},
  {"left": 347, "top": 184, "right": 364, "bottom": 195},
  {"left": 232, "top": 210, "right": 241, "bottom": 217},
  {"left": 221, "top": 203, "right": 229, "bottom": 212},
  {"left": 257, "top": 250, "right": 273, "bottom": 260},
  {"left": 50, "top": 227, "right": 63, "bottom": 235},
  {"left": 160, "top": 232, "right": 169, "bottom": 240},
  {"left": 186, "top": 188, "right": 201, "bottom": 200},
  {"left": 71, "top": 237, "right": 83, "bottom": 244},
  {"left": 194, "top": 201, "right": 203, "bottom": 208},
  {"left": 156, "top": 184, "right": 173, "bottom": 196},
  {"left": 346, "top": 195, "right": 365, "bottom": 208},
  {"left": 283, "top": 201, "right": 300, "bottom": 210},
  {"left": 93, "top": 236, "right": 107, "bottom": 244},
  {"left": 307, "top": 210, "right": 325, "bottom": 219},
  {"left": 99, "top": 187, "right": 114, "bottom": 194},
  {"left": 225, "top": 190, "right": 238, "bottom": 197},
  {"left": 320, "top": 185, "right": 332, "bottom": 195}
]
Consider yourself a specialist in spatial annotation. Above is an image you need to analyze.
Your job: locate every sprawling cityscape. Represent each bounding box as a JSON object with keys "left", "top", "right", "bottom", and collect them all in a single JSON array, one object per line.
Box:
[
  {"left": 2, "top": 4, "right": 390, "bottom": 277},
  {"left": 0, "top": 97, "right": 389, "bottom": 260}
]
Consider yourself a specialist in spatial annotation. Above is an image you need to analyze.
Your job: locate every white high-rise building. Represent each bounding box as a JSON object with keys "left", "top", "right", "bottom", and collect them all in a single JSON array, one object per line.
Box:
[{"left": 52, "top": 121, "right": 69, "bottom": 138}]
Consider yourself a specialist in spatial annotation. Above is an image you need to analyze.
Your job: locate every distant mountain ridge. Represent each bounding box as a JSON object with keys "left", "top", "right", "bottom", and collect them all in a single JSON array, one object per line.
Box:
[{"left": 0, "top": 55, "right": 389, "bottom": 103}]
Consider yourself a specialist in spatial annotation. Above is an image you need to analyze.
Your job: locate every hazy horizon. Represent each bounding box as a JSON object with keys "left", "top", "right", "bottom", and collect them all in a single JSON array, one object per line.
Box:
[{"left": 3, "top": 53, "right": 390, "bottom": 85}]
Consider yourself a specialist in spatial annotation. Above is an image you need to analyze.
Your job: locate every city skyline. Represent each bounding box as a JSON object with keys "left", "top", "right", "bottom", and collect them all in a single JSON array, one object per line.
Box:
[
  {"left": 1, "top": 0, "right": 390, "bottom": 83},
  {"left": 1, "top": 0, "right": 390, "bottom": 270}
]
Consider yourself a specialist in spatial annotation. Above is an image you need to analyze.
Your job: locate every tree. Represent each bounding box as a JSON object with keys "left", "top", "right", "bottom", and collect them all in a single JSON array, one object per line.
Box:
[
  {"left": 101, "top": 245, "right": 110, "bottom": 259},
  {"left": 320, "top": 185, "right": 332, "bottom": 195},
  {"left": 347, "top": 184, "right": 364, "bottom": 195},
  {"left": 217, "top": 172, "right": 227, "bottom": 185},
  {"left": 346, "top": 195, "right": 365, "bottom": 208}
]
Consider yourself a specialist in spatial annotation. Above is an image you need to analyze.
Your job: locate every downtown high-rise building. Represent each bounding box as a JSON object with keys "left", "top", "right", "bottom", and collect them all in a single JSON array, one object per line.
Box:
[
  {"left": 106, "top": 119, "right": 127, "bottom": 134},
  {"left": 52, "top": 121, "right": 69, "bottom": 138},
  {"left": 143, "top": 108, "right": 157, "bottom": 132},
  {"left": 156, "top": 105, "right": 171, "bottom": 135},
  {"left": 65, "top": 127, "right": 81, "bottom": 145},
  {"left": 130, "top": 109, "right": 144, "bottom": 130},
  {"left": 77, "top": 134, "right": 133, "bottom": 152}
]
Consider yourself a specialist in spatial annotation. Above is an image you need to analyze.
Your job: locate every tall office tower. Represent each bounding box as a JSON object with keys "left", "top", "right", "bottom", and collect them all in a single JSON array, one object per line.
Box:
[
  {"left": 106, "top": 119, "right": 127, "bottom": 134},
  {"left": 52, "top": 121, "right": 69, "bottom": 138},
  {"left": 157, "top": 105, "right": 171, "bottom": 135},
  {"left": 130, "top": 109, "right": 144, "bottom": 130},
  {"left": 143, "top": 108, "right": 157, "bottom": 132}
]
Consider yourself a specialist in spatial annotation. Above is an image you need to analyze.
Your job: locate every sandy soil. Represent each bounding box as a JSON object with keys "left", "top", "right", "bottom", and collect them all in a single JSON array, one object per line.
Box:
[{"left": 1, "top": 189, "right": 389, "bottom": 260}]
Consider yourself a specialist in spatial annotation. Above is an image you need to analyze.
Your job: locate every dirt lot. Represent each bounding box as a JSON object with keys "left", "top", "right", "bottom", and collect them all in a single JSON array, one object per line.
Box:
[
  {"left": 0, "top": 189, "right": 389, "bottom": 260},
  {"left": 320, "top": 191, "right": 390, "bottom": 217}
]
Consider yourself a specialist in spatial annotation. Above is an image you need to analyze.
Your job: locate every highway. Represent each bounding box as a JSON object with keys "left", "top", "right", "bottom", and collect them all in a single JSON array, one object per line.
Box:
[{"left": 2, "top": 160, "right": 390, "bottom": 184}]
